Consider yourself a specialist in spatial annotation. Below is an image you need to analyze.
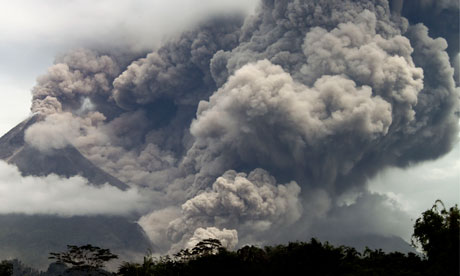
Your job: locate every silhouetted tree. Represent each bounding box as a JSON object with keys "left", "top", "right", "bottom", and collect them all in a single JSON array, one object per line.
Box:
[
  {"left": 190, "top": 238, "right": 224, "bottom": 257},
  {"left": 0, "top": 261, "right": 13, "bottom": 276},
  {"left": 115, "top": 237, "right": 431, "bottom": 276},
  {"left": 412, "top": 200, "right": 460, "bottom": 275},
  {"left": 49, "top": 244, "right": 118, "bottom": 275},
  {"left": 118, "top": 255, "right": 156, "bottom": 276}
]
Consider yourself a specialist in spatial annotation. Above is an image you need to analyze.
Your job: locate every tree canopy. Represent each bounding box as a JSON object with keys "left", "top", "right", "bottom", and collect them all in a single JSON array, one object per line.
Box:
[
  {"left": 49, "top": 244, "right": 118, "bottom": 275},
  {"left": 0, "top": 260, "right": 13, "bottom": 276},
  {"left": 412, "top": 200, "right": 459, "bottom": 275}
]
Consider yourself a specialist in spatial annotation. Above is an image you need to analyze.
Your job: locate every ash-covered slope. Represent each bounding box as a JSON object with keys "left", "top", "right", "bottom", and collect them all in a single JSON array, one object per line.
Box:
[
  {"left": 0, "top": 115, "right": 39, "bottom": 160},
  {"left": 0, "top": 117, "right": 152, "bottom": 268},
  {"left": 0, "top": 114, "right": 127, "bottom": 190}
]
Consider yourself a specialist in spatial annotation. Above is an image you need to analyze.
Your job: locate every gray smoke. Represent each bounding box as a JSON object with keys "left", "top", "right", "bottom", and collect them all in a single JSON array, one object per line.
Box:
[
  {"left": 112, "top": 16, "right": 243, "bottom": 109},
  {"left": 186, "top": 8, "right": 426, "bottom": 195},
  {"left": 162, "top": 169, "right": 301, "bottom": 251},
  {"left": 31, "top": 49, "right": 121, "bottom": 115},
  {"left": 20, "top": 0, "right": 459, "bottom": 253},
  {"left": 185, "top": 227, "right": 238, "bottom": 251},
  {"left": 392, "top": 0, "right": 460, "bottom": 83},
  {"left": 24, "top": 112, "right": 107, "bottom": 153}
]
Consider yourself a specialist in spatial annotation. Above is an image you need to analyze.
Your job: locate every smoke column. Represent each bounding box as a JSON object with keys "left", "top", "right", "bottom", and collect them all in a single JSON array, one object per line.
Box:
[{"left": 22, "top": 0, "right": 459, "bottom": 252}]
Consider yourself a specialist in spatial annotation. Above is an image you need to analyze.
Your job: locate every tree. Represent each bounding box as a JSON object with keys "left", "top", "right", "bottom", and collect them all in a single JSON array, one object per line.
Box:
[
  {"left": 237, "top": 245, "right": 266, "bottom": 264},
  {"left": 190, "top": 238, "right": 225, "bottom": 257},
  {"left": 412, "top": 200, "right": 459, "bottom": 275},
  {"left": 49, "top": 244, "right": 118, "bottom": 275},
  {"left": 118, "top": 255, "right": 156, "bottom": 276},
  {"left": 0, "top": 261, "right": 13, "bottom": 276}
]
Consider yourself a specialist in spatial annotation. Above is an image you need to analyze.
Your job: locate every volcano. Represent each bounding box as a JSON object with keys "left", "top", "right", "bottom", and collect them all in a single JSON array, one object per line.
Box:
[
  {"left": 0, "top": 114, "right": 127, "bottom": 189},
  {"left": 0, "top": 116, "right": 152, "bottom": 268}
]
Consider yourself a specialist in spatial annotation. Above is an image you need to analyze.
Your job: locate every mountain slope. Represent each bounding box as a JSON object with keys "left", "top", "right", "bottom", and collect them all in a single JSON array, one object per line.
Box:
[
  {"left": 0, "top": 115, "right": 39, "bottom": 160},
  {"left": 0, "top": 114, "right": 127, "bottom": 190},
  {"left": 0, "top": 116, "right": 153, "bottom": 268}
]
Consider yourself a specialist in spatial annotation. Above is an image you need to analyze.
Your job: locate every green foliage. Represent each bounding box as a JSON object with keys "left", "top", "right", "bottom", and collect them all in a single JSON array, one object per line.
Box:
[
  {"left": 412, "top": 200, "right": 460, "bottom": 275},
  {"left": 49, "top": 244, "right": 118, "bottom": 275},
  {"left": 0, "top": 260, "right": 13, "bottom": 276}
]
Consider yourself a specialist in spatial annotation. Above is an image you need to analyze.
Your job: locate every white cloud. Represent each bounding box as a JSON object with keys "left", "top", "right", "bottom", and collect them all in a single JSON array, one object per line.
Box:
[
  {"left": 0, "top": 160, "right": 149, "bottom": 216},
  {"left": 0, "top": 0, "right": 258, "bottom": 50}
]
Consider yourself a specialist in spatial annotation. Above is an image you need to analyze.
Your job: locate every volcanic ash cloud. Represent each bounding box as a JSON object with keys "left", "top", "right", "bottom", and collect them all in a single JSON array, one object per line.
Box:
[{"left": 16, "top": 0, "right": 459, "bottom": 253}]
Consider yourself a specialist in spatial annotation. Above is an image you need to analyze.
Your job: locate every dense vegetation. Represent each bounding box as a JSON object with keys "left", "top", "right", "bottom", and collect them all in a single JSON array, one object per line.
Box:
[
  {"left": 117, "top": 239, "right": 427, "bottom": 276},
  {"left": 1, "top": 201, "right": 458, "bottom": 276}
]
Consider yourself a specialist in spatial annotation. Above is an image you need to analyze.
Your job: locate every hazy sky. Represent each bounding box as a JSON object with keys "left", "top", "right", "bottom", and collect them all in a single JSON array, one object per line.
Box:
[{"left": 0, "top": 0, "right": 458, "bottom": 244}]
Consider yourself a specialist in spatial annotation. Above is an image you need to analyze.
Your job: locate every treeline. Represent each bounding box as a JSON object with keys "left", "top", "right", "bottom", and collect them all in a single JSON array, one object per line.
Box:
[
  {"left": 1, "top": 201, "right": 458, "bottom": 276},
  {"left": 117, "top": 239, "right": 427, "bottom": 276}
]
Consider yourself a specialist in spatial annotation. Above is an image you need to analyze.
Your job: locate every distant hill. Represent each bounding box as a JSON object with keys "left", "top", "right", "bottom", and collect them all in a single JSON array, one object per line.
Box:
[
  {"left": 319, "top": 234, "right": 417, "bottom": 254},
  {"left": 0, "top": 215, "right": 152, "bottom": 270}
]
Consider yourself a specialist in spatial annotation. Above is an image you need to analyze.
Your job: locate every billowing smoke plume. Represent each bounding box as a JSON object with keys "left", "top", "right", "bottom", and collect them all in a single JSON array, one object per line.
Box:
[
  {"left": 24, "top": 112, "right": 108, "bottom": 153},
  {"left": 17, "top": 0, "right": 459, "bottom": 252},
  {"left": 31, "top": 49, "right": 121, "bottom": 115},
  {"left": 165, "top": 169, "right": 301, "bottom": 251},
  {"left": 392, "top": 0, "right": 460, "bottom": 84},
  {"left": 186, "top": 227, "right": 238, "bottom": 251},
  {"left": 138, "top": 169, "right": 301, "bottom": 252}
]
